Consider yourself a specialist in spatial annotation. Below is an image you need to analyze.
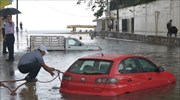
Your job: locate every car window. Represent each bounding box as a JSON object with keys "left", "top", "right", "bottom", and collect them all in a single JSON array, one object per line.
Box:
[
  {"left": 68, "top": 59, "right": 112, "bottom": 74},
  {"left": 68, "top": 38, "right": 82, "bottom": 46},
  {"left": 99, "top": 61, "right": 111, "bottom": 74},
  {"left": 118, "top": 58, "right": 141, "bottom": 74},
  {"left": 137, "top": 58, "right": 158, "bottom": 72}
]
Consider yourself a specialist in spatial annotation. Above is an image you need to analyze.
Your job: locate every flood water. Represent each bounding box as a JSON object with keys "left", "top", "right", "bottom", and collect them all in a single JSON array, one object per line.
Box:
[{"left": 0, "top": 33, "right": 180, "bottom": 100}]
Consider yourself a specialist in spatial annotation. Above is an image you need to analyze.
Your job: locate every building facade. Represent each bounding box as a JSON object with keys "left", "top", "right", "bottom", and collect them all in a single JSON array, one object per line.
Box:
[{"left": 95, "top": 0, "right": 180, "bottom": 35}]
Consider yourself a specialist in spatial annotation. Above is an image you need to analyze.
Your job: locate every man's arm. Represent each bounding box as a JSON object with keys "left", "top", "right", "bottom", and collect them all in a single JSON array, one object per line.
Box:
[{"left": 41, "top": 62, "right": 55, "bottom": 76}]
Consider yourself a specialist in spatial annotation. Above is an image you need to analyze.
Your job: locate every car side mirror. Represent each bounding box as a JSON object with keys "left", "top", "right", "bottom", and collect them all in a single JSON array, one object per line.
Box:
[{"left": 157, "top": 66, "right": 164, "bottom": 72}]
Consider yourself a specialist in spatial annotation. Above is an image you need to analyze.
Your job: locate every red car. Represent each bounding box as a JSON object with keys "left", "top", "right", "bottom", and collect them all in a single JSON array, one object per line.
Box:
[{"left": 60, "top": 54, "right": 176, "bottom": 96}]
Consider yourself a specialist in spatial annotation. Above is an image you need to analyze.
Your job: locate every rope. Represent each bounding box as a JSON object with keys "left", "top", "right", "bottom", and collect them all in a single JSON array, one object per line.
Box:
[
  {"left": 11, "top": 82, "right": 27, "bottom": 96},
  {"left": 0, "top": 79, "right": 25, "bottom": 83},
  {"left": 37, "top": 70, "right": 63, "bottom": 83},
  {"left": 0, "top": 69, "right": 64, "bottom": 96},
  {"left": 0, "top": 81, "right": 26, "bottom": 96}
]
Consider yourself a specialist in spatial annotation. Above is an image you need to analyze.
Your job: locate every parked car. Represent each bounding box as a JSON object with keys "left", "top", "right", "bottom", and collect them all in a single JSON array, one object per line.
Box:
[{"left": 60, "top": 54, "right": 176, "bottom": 96}]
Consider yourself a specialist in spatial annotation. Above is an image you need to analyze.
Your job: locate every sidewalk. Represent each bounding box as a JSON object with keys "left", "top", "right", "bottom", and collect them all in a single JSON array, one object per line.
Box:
[
  {"left": 0, "top": 31, "right": 28, "bottom": 81},
  {"left": 134, "top": 32, "right": 180, "bottom": 38}
]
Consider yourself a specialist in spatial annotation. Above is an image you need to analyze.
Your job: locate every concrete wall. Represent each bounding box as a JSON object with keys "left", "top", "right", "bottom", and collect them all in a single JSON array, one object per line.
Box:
[
  {"left": 110, "top": 0, "right": 180, "bottom": 34},
  {"left": 94, "top": 19, "right": 103, "bottom": 32},
  {"left": 97, "top": 31, "right": 180, "bottom": 46}
]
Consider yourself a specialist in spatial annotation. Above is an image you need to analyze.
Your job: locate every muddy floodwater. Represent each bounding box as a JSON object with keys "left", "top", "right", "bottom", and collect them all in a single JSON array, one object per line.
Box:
[{"left": 0, "top": 33, "right": 180, "bottom": 100}]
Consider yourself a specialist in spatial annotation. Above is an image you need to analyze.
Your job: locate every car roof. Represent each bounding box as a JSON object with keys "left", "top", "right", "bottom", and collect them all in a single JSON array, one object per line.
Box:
[{"left": 80, "top": 53, "right": 140, "bottom": 61}]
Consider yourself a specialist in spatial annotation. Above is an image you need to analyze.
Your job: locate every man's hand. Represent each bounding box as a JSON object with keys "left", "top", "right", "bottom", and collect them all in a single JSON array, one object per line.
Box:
[
  {"left": 41, "top": 62, "right": 56, "bottom": 76},
  {"left": 49, "top": 67, "right": 55, "bottom": 76}
]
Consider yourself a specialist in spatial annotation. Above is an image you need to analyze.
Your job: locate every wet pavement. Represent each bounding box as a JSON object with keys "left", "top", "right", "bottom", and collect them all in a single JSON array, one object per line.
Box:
[{"left": 0, "top": 31, "right": 180, "bottom": 100}]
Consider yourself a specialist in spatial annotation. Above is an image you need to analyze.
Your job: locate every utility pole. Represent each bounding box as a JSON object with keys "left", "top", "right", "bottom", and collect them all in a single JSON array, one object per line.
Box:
[
  {"left": 116, "top": 0, "right": 120, "bottom": 32},
  {"left": 16, "top": 0, "right": 18, "bottom": 33},
  {"left": 107, "top": 0, "right": 110, "bottom": 31}
]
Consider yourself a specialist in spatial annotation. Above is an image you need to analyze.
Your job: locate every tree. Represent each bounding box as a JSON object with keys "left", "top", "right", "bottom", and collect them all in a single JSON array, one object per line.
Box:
[
  {"left": 76, "top": 0, "right": 108, "bottom": 19},
  {"left": 77, "top": 0, "right": 157, "bottom": 18}
]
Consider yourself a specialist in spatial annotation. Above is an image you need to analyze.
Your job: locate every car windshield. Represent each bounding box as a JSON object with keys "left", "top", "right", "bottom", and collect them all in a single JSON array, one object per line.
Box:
[{"left": 67, "top": 59, "right": 113, "bottom": 75}]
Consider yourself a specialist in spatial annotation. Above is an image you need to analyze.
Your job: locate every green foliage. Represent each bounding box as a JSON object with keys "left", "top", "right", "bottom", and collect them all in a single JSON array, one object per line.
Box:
[
  {"left": 77, "top": 0, "right": 107, "bottom": 19},
  {"left": 77, "top": 0, "right": 157, "bottom": 18},
  {"left": 93, "top": 7, "right": 104, "bottom": 19}
]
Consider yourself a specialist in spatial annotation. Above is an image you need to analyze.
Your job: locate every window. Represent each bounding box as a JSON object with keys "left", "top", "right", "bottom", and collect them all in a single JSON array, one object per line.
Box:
[
  {"left": 118, "top": 58, "right": 141, "bottom": 74},
  {"left": 68, "top": 59, "right": 112, "bottom": 74},
  {"left": 99, "top": 61, "right": 111, "bottom": 74},
  {"left": 137, "top": 58, "right": 158, "bottom": 72},
  {"left": 68, "top": 38, "right": 82, "bottom": 46}
]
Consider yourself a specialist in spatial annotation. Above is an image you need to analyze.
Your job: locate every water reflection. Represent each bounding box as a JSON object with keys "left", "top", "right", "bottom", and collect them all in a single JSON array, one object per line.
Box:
[
  {"left": 19, "top": 82, "right": 38, "bottom": 100},
  {"left": 61, "top": 84, "right": 176, "bottom": 100},
  {"left": 0, "top": 59, "right": 16, "bottom": 92}
]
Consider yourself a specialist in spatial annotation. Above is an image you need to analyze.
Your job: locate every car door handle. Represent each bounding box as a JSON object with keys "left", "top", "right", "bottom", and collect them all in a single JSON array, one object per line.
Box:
[
  {"left": 127, "top": 79, "right": 132, "bottom": 82},
  {"left": 147, "top": 77, "right": 152, "bottom": 80}
]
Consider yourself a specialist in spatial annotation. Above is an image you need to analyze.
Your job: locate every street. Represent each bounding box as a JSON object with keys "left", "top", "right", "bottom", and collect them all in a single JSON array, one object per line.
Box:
[{"left": 0, "top": 32, "right": 180, "bottom": 100}]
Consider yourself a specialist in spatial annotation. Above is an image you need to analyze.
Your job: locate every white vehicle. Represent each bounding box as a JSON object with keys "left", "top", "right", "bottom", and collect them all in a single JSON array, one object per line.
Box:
[{"left": 29, "top": 35, "right": 101, "bottom": 51}]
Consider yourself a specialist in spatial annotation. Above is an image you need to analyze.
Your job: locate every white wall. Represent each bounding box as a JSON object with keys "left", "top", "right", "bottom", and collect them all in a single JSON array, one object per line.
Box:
[
  {"left": 94, "top": 20, "right": 103, "bottom": 32},
  {"left": 112, "top": 0, "right": 180, "bottom": 34}
]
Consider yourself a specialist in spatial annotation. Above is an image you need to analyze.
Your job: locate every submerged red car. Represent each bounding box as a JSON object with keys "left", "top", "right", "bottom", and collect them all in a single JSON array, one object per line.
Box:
[{"left": 60, "top": 54, "right": 176, "bottom": 96}]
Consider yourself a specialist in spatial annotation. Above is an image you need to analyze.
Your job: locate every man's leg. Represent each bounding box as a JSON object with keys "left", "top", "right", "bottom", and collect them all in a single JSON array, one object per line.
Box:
[
  {"left": 8, "top": 35, "right": 15, "bottom": 60},
  {"left": 5, "top": 34, "right": 15, "bottom": 61},
  {"left": 2, "top": 28, "right": 8, "bottom": 53},
  {"left": 18, "top": 63, "right": 41, "bottom": 79},
  {"left": 3, "top": 41, "right": 7, "bottom": 53},
  {"left": 28, "top": 63, "right": 41, "bottom": 79},
  {"left": 167, "top": 29, "right": 170, "bottom": 36}
]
